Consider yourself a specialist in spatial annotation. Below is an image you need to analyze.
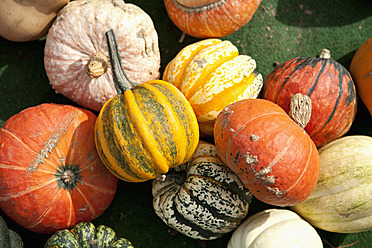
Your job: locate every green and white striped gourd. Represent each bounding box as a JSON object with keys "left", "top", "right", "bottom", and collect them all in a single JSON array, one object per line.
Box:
[
  {"left": 44, "top": 222, "right": 133, "bottom": 248},
  {"left": 152, "top": 141, "right": 253, "bottom": 240},
  {"left": 291, "top": 135, "right": 372, "bottom": 233}
]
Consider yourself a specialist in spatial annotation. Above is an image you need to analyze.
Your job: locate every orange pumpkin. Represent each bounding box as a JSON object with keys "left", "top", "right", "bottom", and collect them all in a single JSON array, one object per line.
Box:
[
  {"left": 0, "top": 104, "right": 117, "bottom": 234},
  {"left": 350, "top": 36, "right": 372, "bottom": 117},
  {"left": 262, "top": 49, "right": 357, "bottom": 148},
  {"left": 214, "top": 99, "right": 320, "bottom": 207},
  {"left": 164, "top": 0, "right": 262, "bottom": 38}
]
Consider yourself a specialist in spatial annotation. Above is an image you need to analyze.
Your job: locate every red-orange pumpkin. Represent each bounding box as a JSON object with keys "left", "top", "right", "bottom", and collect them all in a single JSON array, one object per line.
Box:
[
  {"left": 164, "top": 0, "right": 262, "bottom": 38},
  {"left": 350, "top": 36, "right": 372, "bottom": 117},
  {"left": 0, "top": 103, "right": 118, "bottom": 234},
  {"left": 261, "top": 49, "right": 357, "bottom": 148},
  {"left": 214, "top": 99, "right": 320, "bottom": 207}
]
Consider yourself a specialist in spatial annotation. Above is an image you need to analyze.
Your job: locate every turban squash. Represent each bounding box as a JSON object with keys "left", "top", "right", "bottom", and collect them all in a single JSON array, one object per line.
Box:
[
  {"left": 0, "top": 104, "right": 118, "bottom": 234},
  {"left": 163, "top": 38, "right": 263, "bottom": 138},
  {"left": 214, "top": 98, "right": 320, "bottom": 207},
  {"left": 292, "top": 135, "right": 372, "bottom": 233},
  {"left": 44, "top": 221, "right": 133, "bottom": 247},
  {"left": 95, "top": 30, "right": 199, "bottom": 182},
  {"left": 152, "top": 141, "right": 253, "bottom": 240},
  {"left": 350, "top": 36, "right": 372, "bottom": 117},
  {"left": 261, "top": 49, "right": 357, "bottom": 148},
  {"left": 44, "top": 0, "right": 161, "bottom": 111}
]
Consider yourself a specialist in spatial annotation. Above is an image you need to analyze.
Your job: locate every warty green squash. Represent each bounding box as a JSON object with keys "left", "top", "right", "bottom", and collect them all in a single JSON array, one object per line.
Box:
[
  {"left": 44, "top": 221, "right": 133, "bottom": 248},
  {"left": 152, "top": 141, "right": 253, "bottom": 240},
  {"left": 95, "top": 30, "right": 199, "bottom": 182}
]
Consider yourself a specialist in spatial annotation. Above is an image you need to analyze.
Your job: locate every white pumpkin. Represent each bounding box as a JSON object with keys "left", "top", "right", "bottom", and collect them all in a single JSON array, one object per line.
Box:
[
  {"left": 44, "top": 0, "right": 161, "bottom": 111},
  {"left": 291, "top": 135, "right": 372, "bottom": 233},
  {"left": 228, "top": 209, "right": 323, "bottom": 248}
]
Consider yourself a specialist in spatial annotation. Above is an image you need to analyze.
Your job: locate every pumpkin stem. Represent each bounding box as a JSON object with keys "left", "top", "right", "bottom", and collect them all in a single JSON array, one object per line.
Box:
[
  {"left": 319, "top": 48, "right": 331, "bottom": 59},
  {"left": 61, "top": 170, "right": 75, "bottom": 184},
  {"left": 87, "top": 52, "right": 108, "bottom": 78},
  {"left": 289, "top": 93, "right": 312, "bottom": 129},
  {"left": 156, "top": 171, "right": 186, "bottom": 185},
  {"left": 105, "top": 29, "right": 136, "bottom": 94}
]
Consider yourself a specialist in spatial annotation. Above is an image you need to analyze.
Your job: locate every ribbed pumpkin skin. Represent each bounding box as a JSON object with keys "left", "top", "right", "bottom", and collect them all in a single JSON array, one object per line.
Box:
[
  {"left": 214, "top": 99, "right": 320, "bottom": 207},
  {"left": 163, "top": 38, "right": 263, "bottom": 138},
  {"left": 95, "top": 80, "right": 199, "bottom": 182},
  {"left": 44, "top": 222, "right": 134, "bottom": 248},
  {"left": 350, "top": 36, "right": 372, "bottom": 117},
  {"left": 164, "top": 0, "right": 262, "bottom": 38},
  {"left": 0, "top": 104, "right": 117, "bottom": 234},
  {"left": 262, "top": 55, "right": 357, "bottom": 148},
  {"left": 291, "top": 135, "right": 372, "bottom": 233},
  {"left": 228, "top": 209, "right": 323, "bottom": 248},
  {"left": 152, "top": 141, "right": 253, "bottom": 240}
]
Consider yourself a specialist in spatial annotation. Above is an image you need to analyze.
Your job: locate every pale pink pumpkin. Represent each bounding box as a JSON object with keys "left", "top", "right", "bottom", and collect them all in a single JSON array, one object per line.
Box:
[{"left": 44, "top": 0, "right": 161, "bottom": 111}]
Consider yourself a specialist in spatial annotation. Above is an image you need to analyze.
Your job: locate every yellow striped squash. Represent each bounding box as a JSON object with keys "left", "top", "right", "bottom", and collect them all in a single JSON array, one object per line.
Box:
[
  {"left": 163, "top": 38, "right": 263, "bottom": 138},
  {"left": 152, "top": 141, "right": 253, "bottom": 240},
  {"left": 95, "top": 30, "right": 199, "bottom": 182}
]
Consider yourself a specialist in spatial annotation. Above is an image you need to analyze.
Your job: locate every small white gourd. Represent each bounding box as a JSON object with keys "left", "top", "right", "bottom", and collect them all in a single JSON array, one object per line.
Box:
[{"left": 228, "top": 209, "right": 323, "bottom": 248}]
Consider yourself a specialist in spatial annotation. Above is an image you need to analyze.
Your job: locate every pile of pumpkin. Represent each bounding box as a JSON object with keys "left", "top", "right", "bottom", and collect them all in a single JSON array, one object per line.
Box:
[{"left": 0, "top": 0, "right": 371, "bottom": 247}]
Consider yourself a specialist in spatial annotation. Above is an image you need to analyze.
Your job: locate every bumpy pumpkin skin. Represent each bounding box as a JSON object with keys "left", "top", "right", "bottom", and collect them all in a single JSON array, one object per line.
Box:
[
  {"left": 228, "top": 209, "right": 323, "bottom": 248},
  {"left": 291, "top": 135, "right": 372, "bottom": 233},
  {"left": 44, "top": 0, "right": 161, "bottom": 111},
  {"left": 261, "top": 52, "right": 357, "bottom": 148},
  {"left": 95, "top": 80, "right": 200, "bottom": 182},
  {"left": 164, "top": 0, "right": 262, "bottom": 38},
  {"left": 0, "top": 104, "right": 118, "bottom": 234},
  {"left": 152, "top": 141, "right": 253, "bottom": 240},
  {"left": 214, "top": 99, "right": 320, "bottom": 207},
  {"left": 350, "top": 37, "right": 372, "bottom": 117},
  {"left": 163, "top": 38, "right": 263, "bottom": 138}
]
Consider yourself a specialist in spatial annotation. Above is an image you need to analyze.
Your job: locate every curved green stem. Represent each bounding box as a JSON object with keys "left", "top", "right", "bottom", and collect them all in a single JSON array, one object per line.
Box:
[{"left": 105, "top": 29, "right": 137, "bottom": 94}]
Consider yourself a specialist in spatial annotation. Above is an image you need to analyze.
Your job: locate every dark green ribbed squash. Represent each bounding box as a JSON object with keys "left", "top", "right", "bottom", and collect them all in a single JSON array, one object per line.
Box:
[
  {"left": 0, "top": 215, "right": 23, "bottom": 248},
  {"left": 152, "top": 141, "right": 253, "bottom": 240},
  {"left": 95, "top": 29, "right": 199, "bottom": 182},
  {"left": 44, "top": 222, "right": 133, "bottom": 248}
]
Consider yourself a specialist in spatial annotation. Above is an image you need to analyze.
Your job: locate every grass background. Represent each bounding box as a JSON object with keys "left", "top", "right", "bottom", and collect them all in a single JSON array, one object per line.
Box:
[{"left": 0, "top": 0, "right": 372, "bottom": 247}]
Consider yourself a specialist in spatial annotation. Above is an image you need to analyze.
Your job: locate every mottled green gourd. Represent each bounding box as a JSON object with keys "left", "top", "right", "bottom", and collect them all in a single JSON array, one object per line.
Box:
[{"left": 44, "top": 222, "right": 134, "bottom": 248}]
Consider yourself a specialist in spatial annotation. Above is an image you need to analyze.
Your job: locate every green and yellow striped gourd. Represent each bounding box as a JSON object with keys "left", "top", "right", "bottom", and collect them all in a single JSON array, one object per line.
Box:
[
  {"left": 152, "top": 141, "right": 253, "bottom": 240},
  {"left": 95, "top": 30, "right": 199, "bottom": 182}
]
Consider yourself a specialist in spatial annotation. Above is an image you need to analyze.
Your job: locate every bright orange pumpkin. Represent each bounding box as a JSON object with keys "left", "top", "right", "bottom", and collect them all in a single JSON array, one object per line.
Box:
[
  {"left": 164, "top": 0, "right": 262, "bottom": 38},
  {"left": 0, "top": 103, "right": 117, "bottom": 234},
  {"left": 214, "top": 99, "right": 320, "bottom": 207},
  {"left": 350, "top": 36, "right": 372, "bottom": 117}
]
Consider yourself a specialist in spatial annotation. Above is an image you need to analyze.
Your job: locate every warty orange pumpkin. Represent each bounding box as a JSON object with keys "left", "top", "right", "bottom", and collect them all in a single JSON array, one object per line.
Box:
[{"left": 214, "top": 98, "right": 320, "bottom": 207}]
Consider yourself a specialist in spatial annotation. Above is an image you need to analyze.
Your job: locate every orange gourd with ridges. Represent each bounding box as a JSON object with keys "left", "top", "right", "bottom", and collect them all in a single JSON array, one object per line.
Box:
[
  {"left": 0, "top": 104, "right": 117, "bottom": 234},
  {"left": 214, "top": 99, "right": 320, "bottom": 207}
]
